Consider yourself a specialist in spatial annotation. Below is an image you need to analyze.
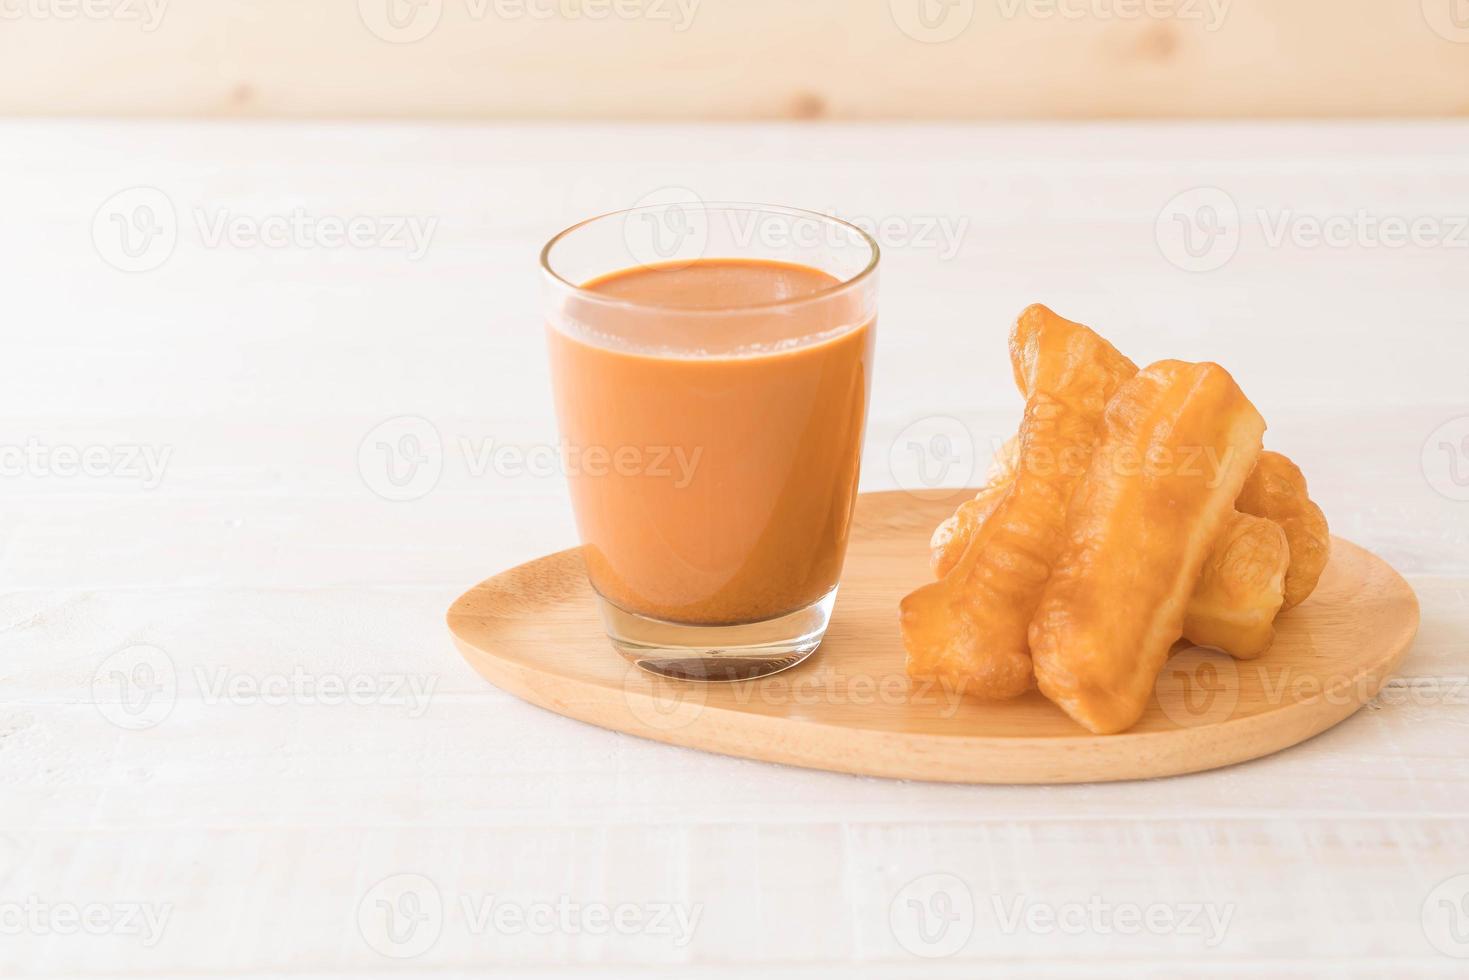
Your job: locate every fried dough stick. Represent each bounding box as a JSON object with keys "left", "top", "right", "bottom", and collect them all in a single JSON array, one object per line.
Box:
[
  {"left": 938, "top": 487, "right": 1291, "bottom": 661},
  {"left": 1237, "top": 451, "right": 1331, "bottom": 609},
  {"left": 1030, "top": 360, "right": 1266, "bottom": 734},
  {"left": 900, "top": 305, "right": 1136, "bottom": 699},
  {"left": 930, "top": 334, "right": 1325, "bottom": 659},
  {"left": 928, "top": 436, "right": 1018, "bottom": 578},
  {"left": 1183, "top": 512, "right": 1290, "bottom": 658}
]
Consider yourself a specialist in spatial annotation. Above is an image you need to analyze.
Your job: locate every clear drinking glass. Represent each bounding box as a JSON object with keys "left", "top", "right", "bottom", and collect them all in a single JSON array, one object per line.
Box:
[{"left": 542, "top": 202, "right": 879, "bottom": 681}]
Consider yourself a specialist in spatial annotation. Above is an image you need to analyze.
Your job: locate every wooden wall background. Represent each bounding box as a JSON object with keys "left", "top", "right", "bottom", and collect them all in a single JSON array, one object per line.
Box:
[{"left": 2, "top": 0, "right": 1468, "bottom": 118}]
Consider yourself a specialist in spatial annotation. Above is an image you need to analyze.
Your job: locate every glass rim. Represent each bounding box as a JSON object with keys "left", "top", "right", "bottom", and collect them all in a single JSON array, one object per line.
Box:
[{"left": 539, "top": 202, "right": 881, "bottom": 316}]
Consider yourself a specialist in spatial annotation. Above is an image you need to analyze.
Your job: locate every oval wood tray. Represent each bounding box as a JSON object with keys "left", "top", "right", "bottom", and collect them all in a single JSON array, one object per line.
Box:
[{"left": 447, "top": 490, "right": 1419, "bottom": 784}]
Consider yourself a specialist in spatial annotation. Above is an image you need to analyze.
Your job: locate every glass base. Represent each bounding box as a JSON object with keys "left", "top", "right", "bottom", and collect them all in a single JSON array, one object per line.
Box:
[{"left": 598, "top": 588, "right": 837, "bottom": 682}]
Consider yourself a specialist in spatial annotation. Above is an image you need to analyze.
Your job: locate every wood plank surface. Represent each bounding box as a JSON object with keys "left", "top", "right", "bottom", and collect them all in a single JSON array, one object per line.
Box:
[{"left": 0, "top": 119, "right": 1466, "bottom": 975}]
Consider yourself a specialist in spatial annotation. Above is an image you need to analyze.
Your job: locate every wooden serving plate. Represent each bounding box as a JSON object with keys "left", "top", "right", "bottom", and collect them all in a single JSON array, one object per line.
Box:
[{"left": 447, "top": 491, "right": 1419, "bottom": 784}]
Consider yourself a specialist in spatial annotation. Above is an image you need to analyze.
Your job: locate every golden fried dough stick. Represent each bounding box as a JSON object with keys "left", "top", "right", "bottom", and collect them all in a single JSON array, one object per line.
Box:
[
  {"left": 985, "top": 434, "right": 1020, "bottom": 486},
  {"left": 901, "top": 305, "right": 1137, "bottom": 699},
  {"left": 1237, "top": 451, "right": 1331, "bottom": 609},
  {"left": 929, "top": 436, "right": 1020, "bottom": 577},
  {"left": 929, "top": 314, "right": 1321, "bottom": 660},
  {"left": 1030, "top": 360, "right": 1266, "bottom": 734},
  {"left": 936, "top": 493, "right": 1293, "bottom": 660},
  {"left": 1182, "top": 512, "right": 1289, "bottom": 658},
  {"left": 929, "top": 483, "right": 1007, "bottom": 579},
  {"left": 933, "top": 449, "right": 1316, "bottom": 657}
]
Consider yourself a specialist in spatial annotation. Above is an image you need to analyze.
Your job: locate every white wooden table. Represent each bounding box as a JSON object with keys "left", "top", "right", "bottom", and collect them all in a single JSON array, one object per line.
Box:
[{"left": 2, "top": 120, "right": 1467, "bottom": 977}]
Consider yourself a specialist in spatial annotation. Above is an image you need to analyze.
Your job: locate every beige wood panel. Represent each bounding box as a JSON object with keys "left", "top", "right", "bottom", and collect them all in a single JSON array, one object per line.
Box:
[{"left": 2, "top": 0, "right": 1468, "bottom": 119}]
